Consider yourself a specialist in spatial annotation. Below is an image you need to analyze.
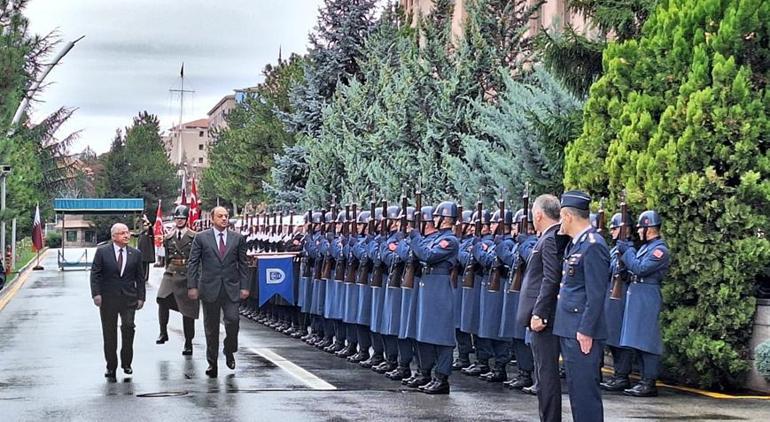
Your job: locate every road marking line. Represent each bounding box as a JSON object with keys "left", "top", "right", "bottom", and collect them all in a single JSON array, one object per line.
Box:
[
  {"left": 0, "top": 259, "right": 37, "bottom": 312},
  {"left": 248, "top": 347, "right": 336, "bottom": 391},
  {"left": 600, "top": 367, "right": 769, "bottom": 399}
]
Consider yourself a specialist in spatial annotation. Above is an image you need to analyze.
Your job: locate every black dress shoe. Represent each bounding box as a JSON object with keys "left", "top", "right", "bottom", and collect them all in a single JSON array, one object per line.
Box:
[
  {"left": 421, "top": 375, "right": 450, "bottom": 395},
  {"left": 122, "top": 366, "right": 133, "bottom": 375},
  {"left": 359, "top": 355, "right": 384, "bottom": 369},
  {"left": 225, "top": 352, "right": 236, "bottom": 370},
  {"left": 461, "top": 363, "right": 489, "bottom": 376},
  {"left": 452, "top": 359, "right": 472, "bottom": 370},
  {"left": 521, "top": 385, "right": 538, "bottom": 395},
  {"left": 418, "top": 378, "right": 438, "bottom": 391},
  {"left": 348, "top": 352, "right": 369, "bottom": 363},
  {"left": 156, "top": 332, "right": 169, "bottom": 344},
  {"left": 624, "top": 379, "right": 658, "bottom": 397},
  {"left": 600, "top": 375, "right": 631, "bottom": 391},
  {"left": 484, "top": 370, "right": 507, "bottom": 382},
  {"left": 182, "top": 343, "right": 193, "bottom": 356},
  {"left": 205, "top": 365, "right": 218, "bottom": 378},
  {"left": 386, "top": 366, "right": 412, "bottom": 381},
  {"left": 104, "top": 369, "right": 116, "bottom": 379},
  {"left": 373, "top": 361, "right": 397, "bottom": 374}
]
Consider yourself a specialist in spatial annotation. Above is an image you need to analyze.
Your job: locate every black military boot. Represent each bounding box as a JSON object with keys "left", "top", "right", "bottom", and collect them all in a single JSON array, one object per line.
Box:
[
  {"left": 624, "top": 379, "right": 658, "bottom": 397},
  {"left": 405, "top": 371, "right": 432, "bottom": 388},
  {"left": 316, "top": 337, "right": 333, "bottom": 349},
  {"left": 401, "top": 372, "right": 419, "bottom": 385},
  {"left": 421, "top": 374, "right": 450, "bottom": 395},
  {"left": 504, "top": 370, "right": 533, "bottom": 390},
  {"left": 452, "top": 358, "right": 472, "bottom": 370},
  {"left": 360, "top": 354, "right": 384, "bottom": 369},
  {"left": 335, "top": 344, "right": 354, "bottom": 358},
  {"left": 373, "top": 360, "right": 397, "bottom": 374},
  {"left": 600, "top": 375, "right": 631, "bottom": 391},
  {"left": 348, "top": 351, "right": 369, "bottom": 363},
  {"left": 461, "top": 363, "right": 489, "bottom": 376},
  {"left": 156, "top": 331, "right": 169, "bottom": 344},
  {"left": 386, "top": 366, "right": 412, "bottom": 381},
  {"left": 182, "top": 340, "right": 193, "bottom": 356},
  {"left": 484, "top": 369, "right": 507, "bottom": 382}
]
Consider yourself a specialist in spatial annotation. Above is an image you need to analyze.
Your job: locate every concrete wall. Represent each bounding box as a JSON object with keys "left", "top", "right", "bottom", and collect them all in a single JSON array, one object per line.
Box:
[{"left": 747, "top": 299, "right": 770, "bottom": 393}]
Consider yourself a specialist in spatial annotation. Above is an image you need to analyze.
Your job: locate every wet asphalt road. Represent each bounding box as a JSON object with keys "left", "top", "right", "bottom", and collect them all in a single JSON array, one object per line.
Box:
[{"left": 0, "top": 249, "right": 769, "bottom": 421}]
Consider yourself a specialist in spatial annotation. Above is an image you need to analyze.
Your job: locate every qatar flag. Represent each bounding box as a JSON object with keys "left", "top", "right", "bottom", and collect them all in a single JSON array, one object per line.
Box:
[
  {"left": 189, "top": 177, "right": 200, "bottom": 227},
  {"left": 153, "top": 200, "right": 164, "bottom": 248},
  {"left": 32, "top": 204, "right": 44, "bottom": 251}
]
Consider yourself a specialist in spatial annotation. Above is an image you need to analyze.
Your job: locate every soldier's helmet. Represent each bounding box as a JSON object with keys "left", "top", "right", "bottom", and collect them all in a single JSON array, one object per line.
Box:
[
  {"left": 491, "top": 210, "right": 514, "bottom": 225},
  {"left": 609, "top": 212, "right": 631, "bottom": 229},
  {"left": 336, "top": 210, "right": 347, "bottom": 223},
  {"left": 514, "top": 208, "right": 532, "bottom": 223},
  {"left": 311, "top": 212, "right": 323, "bottom": 224},
  {"left": 461, "top": 210, "right": 473, "bottom": 224},
  {"left": 399, "top": 206, "right": 416, "bottom": 222},
  {"left": 386, "top": 205, "right": 401, "bottom": 220},
  {"left": 357, "top": 211, "right": 371, "bottom": 224},
  {"left": 173, "top": 205, "right": 189, "bottom": 219},
  {"left": 637, "top": 210, "right": 662, "bottom": 228},
  {"left": 433, "top": 201, "right": 459, "bottom": 219},
  {"left": 472, "top": 209, "right": 492, "bottom": 224},
  {"left": 374, "top": 207, "right": 384, "bottom": 222},
  {"left": 324, "top": 211, "right": 333, "bottom": 223},
  {"left": 420, "top": 206, "right": 435, "bottom": 222}
]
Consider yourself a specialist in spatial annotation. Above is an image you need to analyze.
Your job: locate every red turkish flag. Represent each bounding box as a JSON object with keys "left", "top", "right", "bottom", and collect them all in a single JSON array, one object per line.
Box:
[
  {"left": 32, "top": 204, "right": 43, "bottom": 251},
  {"left": 153, "top": 200, "right": 164, "bottom": 248},
  {"left": 189, "top": 177, "right": 200, "bottom": 227}
]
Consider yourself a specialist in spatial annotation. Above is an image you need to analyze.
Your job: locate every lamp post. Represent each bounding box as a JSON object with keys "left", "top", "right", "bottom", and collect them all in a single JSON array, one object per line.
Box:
[{"left": 0, "top": 165, "right": 11, "bottom": 260}]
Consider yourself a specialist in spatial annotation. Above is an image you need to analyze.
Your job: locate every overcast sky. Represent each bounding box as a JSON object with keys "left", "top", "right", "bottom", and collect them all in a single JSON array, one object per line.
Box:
[{"left": 24, "top": 0, "right": 325, "bottom": 154}]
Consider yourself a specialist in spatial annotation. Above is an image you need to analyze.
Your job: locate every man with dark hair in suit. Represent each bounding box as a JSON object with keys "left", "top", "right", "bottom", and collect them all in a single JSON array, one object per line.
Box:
[
  {"left": 187, "top": 206, "right": 249, "bottom": 378},
  {"left": 516, "top": 194, "right": 564, "bottom": 422},
  {"left": 90, "top": 222, "right": 146, "bottom": 381}
]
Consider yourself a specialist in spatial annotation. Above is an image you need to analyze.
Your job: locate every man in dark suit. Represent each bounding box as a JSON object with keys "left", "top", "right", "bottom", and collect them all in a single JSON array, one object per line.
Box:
[
  {"left": 187, "top": 206, "right": 249, "bottom": 378},
  {"left": 90, "top": 223, "right": 146, "bottom": 381},
  {"left": 516, "top": 194, "right": 565, "bottom": 422}
]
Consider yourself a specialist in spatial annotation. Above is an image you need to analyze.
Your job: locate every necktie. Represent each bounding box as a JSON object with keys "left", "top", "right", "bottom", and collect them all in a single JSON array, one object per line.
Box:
[
  {"left": 118, "top": 248, "right": 124, "bottom": 276},
  {"left": 178, "top": 231, "right": 182, "bottom": 241},
  {"left": 219, "top": 233, "right": 226, "bottom": 257}
]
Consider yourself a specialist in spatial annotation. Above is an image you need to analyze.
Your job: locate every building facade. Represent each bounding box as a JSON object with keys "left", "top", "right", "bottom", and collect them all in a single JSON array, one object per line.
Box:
[
  {"left": 162, "top": 118, "right": 210, "bottom": 179},
  {"left": 207, "top": 94, "right": 236, "bottom": 131}
]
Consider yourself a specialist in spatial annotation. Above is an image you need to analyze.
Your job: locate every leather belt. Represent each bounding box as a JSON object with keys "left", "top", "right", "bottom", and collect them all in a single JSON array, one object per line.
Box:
[
  {"left": 169, "top": 258, "right": 187, "bottom": 266},
  {"left": 422, "top": 265, "right": 451, "bottom": 275}
]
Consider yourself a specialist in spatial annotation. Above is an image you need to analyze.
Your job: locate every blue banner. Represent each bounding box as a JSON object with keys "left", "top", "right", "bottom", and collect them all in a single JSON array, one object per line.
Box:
[{"left": 257, "top": 254, "right": 295, "bottom": 306}]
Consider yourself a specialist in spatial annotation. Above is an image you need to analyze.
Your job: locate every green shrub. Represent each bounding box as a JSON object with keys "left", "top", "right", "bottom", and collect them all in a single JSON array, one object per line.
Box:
[
  {"left": 46, "top": 232, "right": 61, "bottom": 248},
  {"left": 756, "top": 340, "right": 770, "bottom": 381},
  {"left": 564, "top": 0, "right": 770, "bottom": 389}
]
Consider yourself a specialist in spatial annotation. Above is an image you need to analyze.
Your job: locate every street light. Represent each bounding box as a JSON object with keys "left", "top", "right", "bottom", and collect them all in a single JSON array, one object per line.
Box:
[{"left": 1, "top": 165, "right": 12, "bottom": 261}]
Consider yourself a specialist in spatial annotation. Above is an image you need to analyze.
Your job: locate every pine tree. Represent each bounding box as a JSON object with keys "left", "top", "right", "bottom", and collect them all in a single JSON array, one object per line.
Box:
[{"left": 564, "top": 0, "right": 770, "bottom": 389}]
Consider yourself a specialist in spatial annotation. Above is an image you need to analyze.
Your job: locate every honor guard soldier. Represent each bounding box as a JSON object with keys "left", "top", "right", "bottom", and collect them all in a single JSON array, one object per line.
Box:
[
  {"left": 375, "top": 205, "right": 405, "bottom": 374},
  {"left": 338, "top": 209, "right": 360, "bottom": 359},
  {"left": 461, "top": 209, "right": 494, "bottom": 377},
  {"left": 361, "top": 207, "right": 387, "bottom": 369},
  {"left": 306, "top": 212, "right": 327, "bottom": 346},
  {"left": 323, "top": 211, "right": 347, "bottom": 354},
  {"left": 389, "top": 206, "right": 420, "bottom": 381},
  {"left": 474, "top": 208, "right": 514, "bottom": 382},
  {"left": 410, "top": 201, "right": 459, "bottom": 394},
  {"left": 452, "top": 210, "right": 475, "bottom": 370},
  {"left": 600, "top": 212, "right": 635, "bottom": 392},
  {"left": 617, "top": 210, "right": 670, "bottom": 397},
  {"left": 350, "top": 211, "right": 373, "bottom": 363},
  {"left": 156, "top": 205, "right": 200, "bottom": 355},
  {"left": 318, "top": 211, "right": 336, "bottom": 350},
  {"left": 555, "top": 191, "right": 610, "bottom": 422}
]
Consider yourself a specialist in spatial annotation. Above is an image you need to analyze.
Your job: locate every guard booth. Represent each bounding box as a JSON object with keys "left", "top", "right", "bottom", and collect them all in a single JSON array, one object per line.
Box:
[{"left": 53, "top": 198, "right": 144, "bottom": 270}]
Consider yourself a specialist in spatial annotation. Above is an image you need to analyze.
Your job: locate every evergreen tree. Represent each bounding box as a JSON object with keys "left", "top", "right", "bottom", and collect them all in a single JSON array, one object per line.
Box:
[{"left": 564, "top": 0, "right": 770, "bottom": 389}]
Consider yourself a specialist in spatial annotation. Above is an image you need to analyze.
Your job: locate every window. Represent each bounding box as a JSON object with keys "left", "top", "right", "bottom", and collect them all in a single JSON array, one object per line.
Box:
[
  {"left": 199, "top": 130, "right": 204, "bottom": 137},
  {"left": 198, "top": 157, "right": 204, "bottom": 164},
  {"left": 199, "top": 144, "right": 204, "bottom": 150},
  {"left": 84, "top": 231, "right": 96, "bottom": 243},
  {"left": 65, "top": 230, "right": 77, "bottom": 242}
]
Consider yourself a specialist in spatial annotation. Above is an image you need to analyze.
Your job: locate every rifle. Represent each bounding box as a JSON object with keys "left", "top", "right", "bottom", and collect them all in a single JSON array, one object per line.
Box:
[
  {"left": 597, "top": 198, "right": 606, "bottom": 234},
  {"left": 402, "top": 189, "right": 421, "bottom": 289},
  {"left": 509, "top": 182, "right": 530, "bottom": 293},
  {"left": 462, "top": 199, "right": 483, "bottom": 289},
  {"left": 334, "top": 205, "right": 349, "bottom": 281},
  {"left": 345, "top": 204, "right": 359, "bottom": 283},
  {"left": 301, "top": 209, "right": 313, "bottom": 278},
  {"left": 387, "top": 195, "right": 408, "bottom": 288},
  {"left": 449, "top": 203, "right": 464, "bottom": 289},
  {"left": 488, "top": 195, "right": 506, "bottom": 292},
  {"left": 356, "top": 200, "right": 377, "bottom": 285},
  {"left": 370, "top": 199, "right": 387, "bottom": 288},
  {"left": 610, "top": 191, "right": 630, "bottom": 300},
  {"left": 321, "top": 198, "right": 337, "bottom": 280}
]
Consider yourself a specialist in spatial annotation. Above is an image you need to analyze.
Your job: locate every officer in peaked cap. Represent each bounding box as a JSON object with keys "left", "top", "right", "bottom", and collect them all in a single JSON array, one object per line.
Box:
[{"left": 554, "top": 190, "right": 610, "bottom": 421}]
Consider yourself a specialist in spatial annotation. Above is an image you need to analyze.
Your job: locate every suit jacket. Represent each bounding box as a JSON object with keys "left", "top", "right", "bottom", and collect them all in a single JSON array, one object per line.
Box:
[
  {"left": 187, "top": 228, "right": 249, "bottom": 303},
  {"left": 515, "top": 223, "right": 566, "bottom": 331},
  {"left": 90, "top": 243, "right": 146, "bottom": 303}
]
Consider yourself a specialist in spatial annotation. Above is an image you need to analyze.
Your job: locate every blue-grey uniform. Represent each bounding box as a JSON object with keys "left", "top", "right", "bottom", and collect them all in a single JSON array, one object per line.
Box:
[
  {"left": 602, "top": 243, "right": 634, "bottom": 384},
  {"left": 459, "top": 236, "right": 483, "bottom": 335},
  {"left": 398, "top": 236, "right": 418, "bottom": 340},
  {"left": 619, "top": 237, "right": 670, "bottom": 379},
  {"left": 310, "top": 234, "right": 328, "bottom": 316},
  {"left": 476, "top": 235, "right": 509, "bottom": 341},
  {"left": 369, "top": 234, "right": 386, "bottom": 334},
  {"left": 299, "top": 233, "right": 318, "bottom": 314},
  {"left": 328, "top": 233, "right": 347, "bottom": 320},
  {"left": 342, "top": 234, "right": 361, "bottom": 325},
  {"left": 380, "top": 230, "right": 405, "bottom": 336},
  {"left": 554, "top": 226, "right": 610, "bottom": 422},
  {"left": 323, "top": 233, "right": 339, "bottom": 320},
  {"left": 413, "top": 227, "right": 459, "bottom": 373},
  {"left": 454, "top": 235, "right": 474, "bottom": 366},
  {"left": 498, "top": 235, "right": 536, "bottom": 339},
  {"left": 355, "top": 234, "right": 373, "bottom": 326}
]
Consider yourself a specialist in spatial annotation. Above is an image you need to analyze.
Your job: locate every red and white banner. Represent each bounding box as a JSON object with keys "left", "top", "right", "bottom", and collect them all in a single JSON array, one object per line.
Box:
[
  {"left": 153, "top": 200, "right": 164, "bottom": 248},
  {"left": 32, "top": 204, "right": 43, "bottom": 251}
]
